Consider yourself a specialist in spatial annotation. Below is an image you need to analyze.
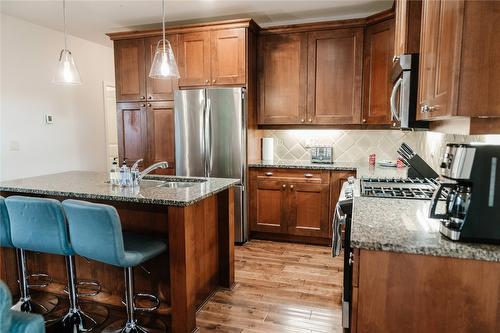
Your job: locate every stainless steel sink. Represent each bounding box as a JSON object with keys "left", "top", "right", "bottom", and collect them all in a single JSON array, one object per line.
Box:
[{"left": 157, "top": 182, "right": 199, "bottom": 188}]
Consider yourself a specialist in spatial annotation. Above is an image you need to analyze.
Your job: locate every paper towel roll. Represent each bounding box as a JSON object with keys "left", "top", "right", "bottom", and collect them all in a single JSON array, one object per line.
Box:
[{"left": 262, "top": 138, "right": 274, "bottom": 162}]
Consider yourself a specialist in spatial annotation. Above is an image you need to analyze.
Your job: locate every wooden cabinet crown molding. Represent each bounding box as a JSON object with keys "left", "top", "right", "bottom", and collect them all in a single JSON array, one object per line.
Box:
[
  {"left": 259, "top": 9, "right": 394, "bottom": 35},
  {"left": 107, "top": 18, "right": 259, "bottom": 41}
]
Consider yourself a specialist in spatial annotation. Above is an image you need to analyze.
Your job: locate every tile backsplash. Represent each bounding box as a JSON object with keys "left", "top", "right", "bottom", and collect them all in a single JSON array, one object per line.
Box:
[
  {"left": 260, "top": 129, "right": 500, "bottom": 170},
  {"left": 261, "top": 129, "right": 427, "bottom": 164}
]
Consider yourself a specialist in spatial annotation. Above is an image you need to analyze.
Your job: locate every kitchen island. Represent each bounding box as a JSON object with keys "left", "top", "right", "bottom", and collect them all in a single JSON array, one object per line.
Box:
[
  {"left": 0, "top": 171, "right": 239, "bottom": 333},
  {"left": 349, "top": 194, "right": 500, "bottom": 333}
]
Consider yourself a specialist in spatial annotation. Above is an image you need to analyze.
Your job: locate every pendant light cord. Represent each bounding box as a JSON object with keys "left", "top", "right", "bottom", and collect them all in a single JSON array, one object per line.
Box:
[
  {"left": 63, "top": 0, "right": 67, "bottom": 50},
  {"left": 162, "top": 0, "right": 166, "bottom": 52}
]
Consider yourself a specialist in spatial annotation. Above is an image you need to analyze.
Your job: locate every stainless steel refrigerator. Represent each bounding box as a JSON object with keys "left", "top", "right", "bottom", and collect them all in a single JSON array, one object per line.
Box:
[{"left": 174, "top": 88, "right": 247, "bottom": 243}]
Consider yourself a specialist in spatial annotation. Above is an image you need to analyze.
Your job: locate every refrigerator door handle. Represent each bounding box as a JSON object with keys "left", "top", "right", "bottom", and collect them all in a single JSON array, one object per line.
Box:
[
  {"left": 206, "top": 98, "right": 212, "bottom": 177},
  {"left": 203, "top": 97, "right": 211, "bottom": 177}
]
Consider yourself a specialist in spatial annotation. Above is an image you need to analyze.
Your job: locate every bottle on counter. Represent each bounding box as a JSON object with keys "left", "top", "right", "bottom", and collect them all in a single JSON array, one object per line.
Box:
[
  {"left": 109, "top": 158, "right": 119, "bottom": 185},
  {"left": 119, "top": 160, "right": 131, "bottom": 187}
]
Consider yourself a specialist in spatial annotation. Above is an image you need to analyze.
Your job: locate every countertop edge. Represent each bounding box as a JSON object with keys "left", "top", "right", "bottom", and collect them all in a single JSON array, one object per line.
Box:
[
  {"left": 0, "top": 182, "right": 238, "bottom": 207},
  {"left": 350, "top": 241, "right": 500, "bottom": 263}
]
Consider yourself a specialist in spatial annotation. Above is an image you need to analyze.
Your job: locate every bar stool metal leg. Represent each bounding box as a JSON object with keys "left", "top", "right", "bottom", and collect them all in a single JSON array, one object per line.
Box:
[
  {"left": 53, "top": 255, "right": 98, "bottom": 332},
  {"left": 102, "top": 267, "right": 162, "bottom": 333},
  {"left": 11, "top": 248, "right": 58, "bottom": 315}
]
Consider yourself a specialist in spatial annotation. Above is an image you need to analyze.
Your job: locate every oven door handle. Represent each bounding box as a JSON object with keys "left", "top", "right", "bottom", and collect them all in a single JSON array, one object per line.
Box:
[
  {"left": 390, "top": 77, "right": 403, "bottom": 122},
  {"left": 332, "top": 204, "right": 346, "bottom": 257}
]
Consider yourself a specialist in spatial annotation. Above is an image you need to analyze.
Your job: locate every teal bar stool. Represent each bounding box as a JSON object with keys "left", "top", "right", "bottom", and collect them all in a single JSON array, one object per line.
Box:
[
  {"left": 5, "top": 196, "right": 104, "bottom": 332},
  {"left": 0, "top": 196, "right": 57, "bottom": 316},
  {"left": 1, "top": 280, "right": 45, "bottom": 333},
  {"left": 62, "top": 199, "right": 167, "bottom": 333}
]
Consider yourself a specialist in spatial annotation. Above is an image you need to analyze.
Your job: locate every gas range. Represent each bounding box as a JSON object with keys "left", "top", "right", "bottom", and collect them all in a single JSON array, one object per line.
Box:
[{"left": 360, "top": 177, "right": 447, "bottom": 200}]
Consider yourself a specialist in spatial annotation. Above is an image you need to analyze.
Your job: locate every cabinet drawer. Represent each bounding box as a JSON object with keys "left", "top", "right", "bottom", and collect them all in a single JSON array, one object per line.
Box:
[{"left": 256, "top": 168, "right": 330, "bottom": 184}]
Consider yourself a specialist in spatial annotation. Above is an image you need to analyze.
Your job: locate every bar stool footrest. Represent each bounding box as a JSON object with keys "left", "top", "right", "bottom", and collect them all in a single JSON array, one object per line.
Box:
[
  {"left": 63, "top": 280, "right": 101, "bottom": 297},
  {"left": 121, "top": 293, "right": 160, "bottom": 312},
  {"left": 27, "top": 273, "right": 52, "bottom": 288}
]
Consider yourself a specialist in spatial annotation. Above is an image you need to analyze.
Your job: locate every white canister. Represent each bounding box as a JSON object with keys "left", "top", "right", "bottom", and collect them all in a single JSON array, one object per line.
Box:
[{"left": 262, "top": 137, "right": 274, "bottom": 162}]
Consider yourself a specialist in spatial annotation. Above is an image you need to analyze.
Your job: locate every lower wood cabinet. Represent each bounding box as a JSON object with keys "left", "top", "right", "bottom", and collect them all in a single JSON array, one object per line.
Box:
[
  {"left": 117, "top": 101, "right": 175, "bottom": 174},
  {"left": 249, "top": 168, "right": 355, "bottom": 245}
]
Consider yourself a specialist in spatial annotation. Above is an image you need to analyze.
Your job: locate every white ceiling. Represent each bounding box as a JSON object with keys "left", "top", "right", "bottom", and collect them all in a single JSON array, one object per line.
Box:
[{"left": 1, "top": 0, "right": 393, "bottom": 46}]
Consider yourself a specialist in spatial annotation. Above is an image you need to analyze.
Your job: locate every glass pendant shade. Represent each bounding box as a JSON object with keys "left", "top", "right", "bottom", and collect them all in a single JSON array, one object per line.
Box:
[
  {"left": 53, "top": 49, "right": 82, "bottom": 85},
  {"left": 149, "top": 40, "right": 180, "bottom": 79}
]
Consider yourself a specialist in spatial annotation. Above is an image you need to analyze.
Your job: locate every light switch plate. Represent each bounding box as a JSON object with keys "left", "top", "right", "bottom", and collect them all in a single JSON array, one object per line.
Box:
[{"left": 45, "top": 114, "right": 54, "bottom": 124}]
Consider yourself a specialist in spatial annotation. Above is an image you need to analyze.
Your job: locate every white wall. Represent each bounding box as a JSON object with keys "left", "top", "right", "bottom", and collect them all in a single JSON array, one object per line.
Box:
[{"left": 0, "top": 14, "right": 114, "bottom": 181}]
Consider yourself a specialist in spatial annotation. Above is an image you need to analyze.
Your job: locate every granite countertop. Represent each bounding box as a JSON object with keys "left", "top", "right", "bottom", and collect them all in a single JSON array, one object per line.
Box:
[
  {"left": 351, "top": 195, "right": 500, "bottom": 262},
  {"left": 249, "top": 160, "right": 408, "bottom": 178},
  {"left": 0, "top": 171, "right": 239, "bottom": 207}
]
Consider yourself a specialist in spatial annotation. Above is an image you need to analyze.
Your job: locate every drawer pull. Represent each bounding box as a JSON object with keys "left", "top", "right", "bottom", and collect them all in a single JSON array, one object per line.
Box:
[
  {"left": 265, "top": 172, "right": 273, "bottom": 176},
  {"left": 304, "top": 173, "right": 314, "bottom": 178}
]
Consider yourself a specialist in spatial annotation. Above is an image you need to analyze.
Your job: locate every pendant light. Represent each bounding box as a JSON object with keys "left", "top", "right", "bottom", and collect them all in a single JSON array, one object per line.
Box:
[
  {"left": 53, "top": 0, "right": 82, "bottom": 85},
  {"left": 149, "top": 0, "right": 180, "bottom": 79}
]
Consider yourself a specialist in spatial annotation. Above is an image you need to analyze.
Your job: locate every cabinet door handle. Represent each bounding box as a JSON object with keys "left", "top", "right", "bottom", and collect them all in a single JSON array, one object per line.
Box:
[
  {"left": 141, "top": 104, "right": 146, "bottom": 107},
  {"left": 265, "top": 172, "right": 273, "bottom": 176},
  {"left": 212, "top": 79, "right": 216, "bottom": 84},
  {"left": 148, "top": 96, "right": 152, "bottom": 100},
  {"left": 290, "top": 184, "right": 294, "bottom": 189},
  {"left": 147, "top": 103, "right": 152, "bottom": 107},
  {"left": 308, "top": 118, "right": 312, "bottom": 123},
  {"left": 300, "top": 118, "right": 305, "bottom": 123},
  {"left": 393, "top": 55, "right": 399, "bottom": 63},
  {"left": 282, "top": 184, "right": 286, "bottom": 189},
  {"left": 140, "top": 96, "right": 145, "bottom": 100},
  {"left": 205, "top": 79, "right": 209, "bottom": 84},
  {"left": 362, "top": 118, "right": 367, "bottom": 123},
  {"left": 304, "top": 173, "right": 313, "bottom": 178}
]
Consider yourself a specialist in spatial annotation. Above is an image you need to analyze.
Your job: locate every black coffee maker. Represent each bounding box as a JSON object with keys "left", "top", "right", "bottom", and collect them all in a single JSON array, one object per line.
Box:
[{"left": 429, "top": 143, "right": 500, "bottom": 244}]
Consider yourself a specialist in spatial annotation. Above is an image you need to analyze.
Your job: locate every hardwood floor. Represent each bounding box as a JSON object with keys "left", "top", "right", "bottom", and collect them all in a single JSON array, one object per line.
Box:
[{"left": 197, "top": 240, "right": 344, "bottom": 333}]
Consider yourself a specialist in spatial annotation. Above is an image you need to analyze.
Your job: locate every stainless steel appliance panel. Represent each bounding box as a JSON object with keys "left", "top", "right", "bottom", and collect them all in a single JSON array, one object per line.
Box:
[
  {"left": 174, "top": 89, "right": 206, "bottom": 177},
  {"left": 206, "top": 88, "right": 245, "bottom": 180}
]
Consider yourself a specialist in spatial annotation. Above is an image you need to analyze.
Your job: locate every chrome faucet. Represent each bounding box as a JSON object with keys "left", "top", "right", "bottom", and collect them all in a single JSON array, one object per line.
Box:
[{"left": 139, "top": 161, "right": 169, "bottom": 180}]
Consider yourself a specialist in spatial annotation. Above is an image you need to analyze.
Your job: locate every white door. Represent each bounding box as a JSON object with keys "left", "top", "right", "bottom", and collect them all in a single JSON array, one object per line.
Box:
[{"left": 103, "top": 82, "right": 118, "bottom": 170}]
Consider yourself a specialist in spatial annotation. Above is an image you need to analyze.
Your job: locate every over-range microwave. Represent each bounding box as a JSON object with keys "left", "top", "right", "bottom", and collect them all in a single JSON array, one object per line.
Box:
[{"left": 390, "top": 54, "right": 428, "bottom": 130}]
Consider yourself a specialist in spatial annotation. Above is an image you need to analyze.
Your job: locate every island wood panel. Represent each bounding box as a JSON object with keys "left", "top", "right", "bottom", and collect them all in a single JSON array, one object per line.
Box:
[
  {"left": 0, "top": 189, "right": 236, "bottom": 333},
  {"left": 210, "top": 28, "right": 246, "bottom": 85},
  {"left": 257, "top": 33, "right": 308, "bottom": 124},
  {"left": 307, "top": 28, "right": 364, "bottom": 124},
  {"left": 145, "top": 35, "right": 179, "bottom": 101},
  {"left": 117, "top": 102, "right": 148, "bottom": 165},
  {"left": 114, "top": 38, "right": 146, "bottom": 102},
  {"left": 178, "top": 31, "right": 211, "bottom": 87},
  {"left": 355, "top": 249, "right": 500, "bottom": 333},
  {"left": 362, "top": 18, "right": 395, "bottom": 125},
  {"left": 146, "top": 101, "right": 176, "bottom": 175}
]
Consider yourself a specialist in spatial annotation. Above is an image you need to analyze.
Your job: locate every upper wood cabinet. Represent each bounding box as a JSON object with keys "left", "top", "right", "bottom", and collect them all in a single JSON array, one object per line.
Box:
[
  {"left": 114, "top": 39, "right": 146, "bottom": 102},
  {"left": 307, "top": 28, "right": 364, "bottom": 125},
  {"left": 393, "top": 0, "right": 422, "bottom": 59},
  {"left": 177, "top": 31, "right": 211, "bottom": 87},
  {"left": 417, "top": 0, "right": 500, "bottom": 121},
  {"left": 211, "top": 28, "right": 246, "bottom": 85},
  {"left": 362, "top": 18, "right": 395, "bottom": 125},
  {"left": 114, "top": 35, "right": 179, "bottom": 102},
  {"left": 178, "top": 28, "right": 246, "bottom": 87},
  {"left": 257, "top": 28, "right": 363, "bottom": 125},
  {"left": 145, "top": 35, "right": 179, "bottom": 101},
  {"left": 257, "top": 33, "right": 308, "bottom": 124}
]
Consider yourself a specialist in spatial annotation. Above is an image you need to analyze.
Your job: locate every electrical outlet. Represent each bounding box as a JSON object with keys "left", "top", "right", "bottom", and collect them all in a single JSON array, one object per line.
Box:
[{"left": 9, "top": 141, "right": 20, "bottom": 151}]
